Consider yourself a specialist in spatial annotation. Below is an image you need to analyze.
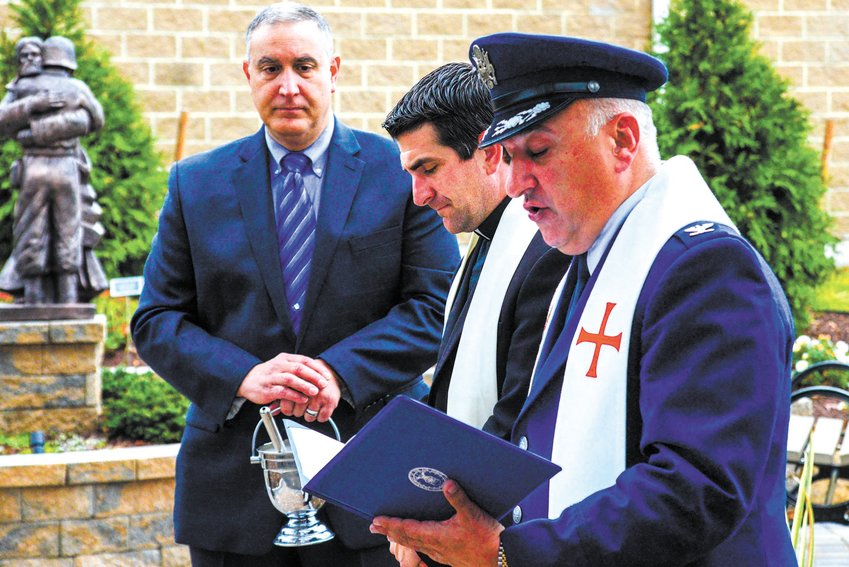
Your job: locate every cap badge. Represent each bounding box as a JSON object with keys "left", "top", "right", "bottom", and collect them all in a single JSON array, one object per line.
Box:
[
  {"left": 471, "top": 45, "right": 498, "bottom": 89},
  {"left": 493, "top": 102, "right": 551, "bottom": 136}
]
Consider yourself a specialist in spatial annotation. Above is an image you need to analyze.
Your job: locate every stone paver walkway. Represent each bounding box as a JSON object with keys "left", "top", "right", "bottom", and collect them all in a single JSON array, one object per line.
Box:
[{"left": 814, "top": 522, "right": 849, "bottom": 566}]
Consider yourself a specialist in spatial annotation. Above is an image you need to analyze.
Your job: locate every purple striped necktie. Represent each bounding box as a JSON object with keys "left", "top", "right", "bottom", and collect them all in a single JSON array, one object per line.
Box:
[{"left": 276, "top": 152, "right": 315, "bottom": 333}]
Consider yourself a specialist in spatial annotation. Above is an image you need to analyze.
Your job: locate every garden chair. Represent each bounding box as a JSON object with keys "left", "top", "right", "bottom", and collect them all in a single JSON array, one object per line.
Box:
[
  {"left": 792, "top": 360, "right": 849, "bottom": 391},
  {"left": 786, "top": 385, "right": 849, "bottom": 524}
]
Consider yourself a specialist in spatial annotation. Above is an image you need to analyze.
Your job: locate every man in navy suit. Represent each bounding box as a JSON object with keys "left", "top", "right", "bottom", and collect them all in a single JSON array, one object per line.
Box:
[
  {"left": 383, "top": 63, "right": 566, "bottom": 440},
  {"left": 371, "top": 34, "right": 796, "bottom": 566},
  {"left": 131, "top": 3, "right": 458, "bottom": 566}
]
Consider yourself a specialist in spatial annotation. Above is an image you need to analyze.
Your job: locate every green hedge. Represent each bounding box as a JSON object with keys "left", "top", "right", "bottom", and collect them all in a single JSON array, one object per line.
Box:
[
  {"left": 650, "top": 0, "right": 836, "bottom": 331},
  {"left": 101, "top": 366, "right": 188, "bottom": 443}
]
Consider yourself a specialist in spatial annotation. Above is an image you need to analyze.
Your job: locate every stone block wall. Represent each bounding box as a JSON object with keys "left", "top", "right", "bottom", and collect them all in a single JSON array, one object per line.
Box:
[
  {"left": 0, "top": 0, "right": 845, "bottom": 235},
  {"left": 751, "top": 0, "right": 849, "bottom": 240},
  {"left": 0, "top": 317, "right": 106, "bottom": 436},
  {"left": 0, "top": 444, "right": 187, "bottom": 566},
  {"left": 63, "top": 0, "right": 654, "bottom": 159}
]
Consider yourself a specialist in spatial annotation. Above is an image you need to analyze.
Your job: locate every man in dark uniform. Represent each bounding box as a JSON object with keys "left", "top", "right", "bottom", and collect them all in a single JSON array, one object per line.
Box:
[{"left": 372, "top": 34, "right": 795, "bottom": 567}]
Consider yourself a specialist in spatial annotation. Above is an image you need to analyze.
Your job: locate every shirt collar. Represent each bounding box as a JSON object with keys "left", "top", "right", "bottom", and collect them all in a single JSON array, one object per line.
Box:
[
  {"left": 265, "top": 116, "right": 335, "bottom": 177},
  {"left": 474, "top": 197, "right": 511, "bottom": 241}
]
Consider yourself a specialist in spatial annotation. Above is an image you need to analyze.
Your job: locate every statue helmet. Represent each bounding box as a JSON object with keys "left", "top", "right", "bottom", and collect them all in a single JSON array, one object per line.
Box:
[{"left": 42, "top": 36, "right": 77, "bottom": 71}]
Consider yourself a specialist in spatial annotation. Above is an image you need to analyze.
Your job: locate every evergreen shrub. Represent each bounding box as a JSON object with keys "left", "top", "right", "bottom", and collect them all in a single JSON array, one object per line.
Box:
[
  {"left": 101, "top": 366, "right": 188, "bottom": 443},
  {"left": 650, "top": 0, "right": 836, "bottom": 330}
]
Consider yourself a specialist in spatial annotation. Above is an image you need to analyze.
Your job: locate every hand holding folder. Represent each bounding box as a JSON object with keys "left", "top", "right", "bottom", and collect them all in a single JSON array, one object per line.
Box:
[{"left": 284, "top": 396, "right": 560, "bottom": 522}]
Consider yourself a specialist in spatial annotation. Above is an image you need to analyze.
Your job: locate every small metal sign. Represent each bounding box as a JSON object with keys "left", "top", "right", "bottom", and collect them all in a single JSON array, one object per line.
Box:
[{"left": 109, "top": 276, "right": 144, "bottom": 298}]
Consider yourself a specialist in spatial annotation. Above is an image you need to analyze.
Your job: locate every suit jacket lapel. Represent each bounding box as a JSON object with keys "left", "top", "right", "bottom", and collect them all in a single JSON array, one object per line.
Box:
[
  {"left": 431, "top": 297, "right": 471, "bottom": 388},
  {"left": 299, "top": 119, "right": 363, "bottom": 338},
  {"left": 532, "top": 316, "right": 576, "bottom": 389},
  {"left": 515, "top": 290, "right": 581, "bottom": 425},
  {"left": 432, "top": 231, "right": 481, "bottom": 383},
  {"left": 233, "top": 129, "right": 296, "bottom": 342},
  {"left": 516, "top": 252, "right": 603, "bottom": 424}
]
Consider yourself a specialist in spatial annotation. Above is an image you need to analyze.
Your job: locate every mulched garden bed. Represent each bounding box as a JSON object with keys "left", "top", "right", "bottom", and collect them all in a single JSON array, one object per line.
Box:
[{"left": 806, "top": 311, "right": 849, "bottom": 343}]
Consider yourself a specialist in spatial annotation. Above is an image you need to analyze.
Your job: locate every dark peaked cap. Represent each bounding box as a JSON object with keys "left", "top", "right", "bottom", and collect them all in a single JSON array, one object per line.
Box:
[{"left": 469, "top": 33, "right": 668, "bottom": 147}]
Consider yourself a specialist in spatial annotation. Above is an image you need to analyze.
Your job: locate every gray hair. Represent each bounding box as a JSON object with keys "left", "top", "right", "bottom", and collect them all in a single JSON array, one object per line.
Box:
[
  {"left": 584, "top": 98, "right": 660, "bottom": 164},
  {"left": 245, "top": 2, "right": 334, "bottom": 60}
]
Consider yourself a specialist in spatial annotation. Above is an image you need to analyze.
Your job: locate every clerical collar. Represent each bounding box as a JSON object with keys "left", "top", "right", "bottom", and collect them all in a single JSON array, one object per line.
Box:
[
  {"left": 264, "top": 116, "right": 335, "bottom": 177},
  {"left": 474, "top": 197, "right": 511, "bottom": 241}
]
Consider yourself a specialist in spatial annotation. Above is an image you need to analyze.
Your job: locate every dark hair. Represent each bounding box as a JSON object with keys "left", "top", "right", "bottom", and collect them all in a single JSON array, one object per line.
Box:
[{"left": 383, "top": 62, "right": 493, "bottom": 160}]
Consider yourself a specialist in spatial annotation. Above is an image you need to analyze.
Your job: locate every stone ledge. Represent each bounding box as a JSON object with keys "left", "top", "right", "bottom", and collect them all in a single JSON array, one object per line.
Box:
[
  {"left": 1, "top": 444, "right": 180, "bottom": 467},
  {"left": 49, "top": 316, "right": 107, "bottom": 344},
  {"left": 0, "top": 306, "right": 96, "bottom": 324},
  {"left": 0, "top": 317, "right": 105, "bottom": 346},
  {"left": 0, "top": 322, "right": 49, "bottom": 345},
  {"left": 0, "top": 463, "right": 65, "bottom": 488},
  {"left": 68, "top": 460, "right": 137, "bottom": 485},
  {"left": 0, "top": 445, "right": 180, "bottom": 489}
]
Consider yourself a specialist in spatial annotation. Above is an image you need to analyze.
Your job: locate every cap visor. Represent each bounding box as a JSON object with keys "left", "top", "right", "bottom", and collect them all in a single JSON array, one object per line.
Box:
[{"left": 479, "top": 96, "right": 576, "bottom": 148}]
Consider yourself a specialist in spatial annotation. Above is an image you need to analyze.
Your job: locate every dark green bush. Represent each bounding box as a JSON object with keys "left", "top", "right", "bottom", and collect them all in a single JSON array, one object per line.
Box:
[
  {"left": 0, "top": 0, "right": 167, "bottom": 278},
  {"left": 101, "top": 366, "right": 188, "bottom": 443},
  {"left": 650, "top": 0, "right": 836, "bottom": 331}
]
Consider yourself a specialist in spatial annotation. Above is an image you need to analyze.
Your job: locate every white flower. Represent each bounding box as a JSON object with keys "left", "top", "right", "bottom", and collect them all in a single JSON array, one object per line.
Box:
[
  {"left": 793, "top": 335, "right": 812, "bottom": 352},
  {"left": 835, "top": 340, "right": 848, "bottom": 357},
  {"left": 795, "top": 360, "right": 810, "bottom": 373}
]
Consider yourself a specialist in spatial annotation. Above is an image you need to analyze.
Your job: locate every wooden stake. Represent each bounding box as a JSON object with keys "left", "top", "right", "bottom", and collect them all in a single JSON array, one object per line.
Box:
[
  {"left": 174, "top": 111, "right": 189, "bottom": 162},
  {"left": 822, "top": 119, "right": 835, "bottom": 183}
]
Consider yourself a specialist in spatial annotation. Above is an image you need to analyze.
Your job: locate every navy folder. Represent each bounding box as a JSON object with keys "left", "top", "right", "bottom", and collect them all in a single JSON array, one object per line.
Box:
[{"left": 303, "top": 395, "right": 561, "bottom": 522}]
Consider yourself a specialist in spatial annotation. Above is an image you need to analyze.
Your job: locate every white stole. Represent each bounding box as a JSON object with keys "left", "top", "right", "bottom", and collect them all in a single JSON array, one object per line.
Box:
[
  {"left": 446, "top": 198, "right": 539, "bottom": 429},
  {"left": 545, "top": 156, "right": 736, "bottom": 517}
]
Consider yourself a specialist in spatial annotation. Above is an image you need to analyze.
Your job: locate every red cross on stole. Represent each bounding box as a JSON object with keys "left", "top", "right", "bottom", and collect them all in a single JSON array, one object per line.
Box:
[{"left": 576, "top": 302, "right": 622, "bottom": 378}]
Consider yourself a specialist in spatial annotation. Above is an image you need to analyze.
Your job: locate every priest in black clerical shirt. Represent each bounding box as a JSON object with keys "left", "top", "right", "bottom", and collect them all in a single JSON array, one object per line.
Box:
[{"left": 383, "top": 62, "right": 568, "bottom": 439}]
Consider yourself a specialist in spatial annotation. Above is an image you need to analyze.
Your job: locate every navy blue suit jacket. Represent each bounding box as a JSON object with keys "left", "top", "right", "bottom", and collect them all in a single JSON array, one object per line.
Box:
[
  {"left": 131, "top": 120, "right": 459, "bottom": 556},
  {"left": 503, "top": 225, "right": 796, "bottom": 566},
  {"left": 429, "top": 232, "right": 567, "bottom": 439}
]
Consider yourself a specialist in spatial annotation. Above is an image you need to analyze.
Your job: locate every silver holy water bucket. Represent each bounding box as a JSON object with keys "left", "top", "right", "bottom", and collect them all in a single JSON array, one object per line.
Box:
[{"left": 250, "top": 405, "right": 341, "bottom": 547}]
